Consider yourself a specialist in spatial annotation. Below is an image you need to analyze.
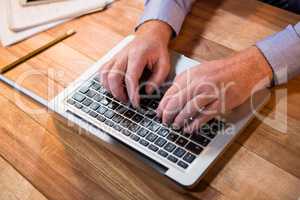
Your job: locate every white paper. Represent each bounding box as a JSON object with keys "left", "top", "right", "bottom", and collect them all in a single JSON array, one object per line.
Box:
[
  {"left": 0, "top": 0, "right": 70, "bottom": 47},
  {"left": 9, "top": 0, "right": 113, "bottom": 31}
]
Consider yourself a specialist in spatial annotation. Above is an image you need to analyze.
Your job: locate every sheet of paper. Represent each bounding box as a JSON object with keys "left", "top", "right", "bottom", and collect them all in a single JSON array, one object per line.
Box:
[
  {"left": 9, "top": 0, "right": 113, "bottom": 31},
  {"left": 0, "top": 0, "right": 69, "bottom": 47}
]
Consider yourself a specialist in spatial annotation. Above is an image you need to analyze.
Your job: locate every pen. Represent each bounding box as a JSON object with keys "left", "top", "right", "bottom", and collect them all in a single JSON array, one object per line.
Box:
[{"left": 0, "top": 29, "right": 76, "bottom": 74}]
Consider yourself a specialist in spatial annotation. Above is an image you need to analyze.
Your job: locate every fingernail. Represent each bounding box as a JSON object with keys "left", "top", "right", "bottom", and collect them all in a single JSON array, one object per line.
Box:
[
  {"left": 184, "top": 127, "right": 192, "bottom": 134},
  {"left": 171, "top": 124, "right": 180, "bottom": 130}
]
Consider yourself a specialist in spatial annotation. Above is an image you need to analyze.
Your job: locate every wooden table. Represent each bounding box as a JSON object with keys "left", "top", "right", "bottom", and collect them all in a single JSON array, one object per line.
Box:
[{"left": 0, "top": 0, "right": 300, "bottom": 199}]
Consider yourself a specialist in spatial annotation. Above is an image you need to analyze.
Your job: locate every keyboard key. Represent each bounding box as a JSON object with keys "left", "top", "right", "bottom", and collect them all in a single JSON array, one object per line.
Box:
[
  {"left": 81, "top": 107, "right": 90, "bottom": 113},
  {"left": 121, "top": 129, "right": 131, "bottom": 136},
  {"left": 167, "top": 132, "right": 179, "bottom": 142},
  {"left": 154, "top": 137, "right": 167, "bottom": 147},
  {"left": 140, "top": 118, "right": 151, "bottom": 127},
  {"left": 140, "top": 98, "right": 150, "bottom": 107},
  {"left": 96, "top": 115, "right": 106, "bottom": 122},
  {"left": 173, "top": 147, "right": 186, "bottom": 158},
  {"left": 112, "top": 114, "right": 123, "bottom": 123},
  {"left": 72, "top": 93, "right": 85, "bottom": 102},
  {"left": 104, "top": 91, "right": 113, "bottom": 98},
  {"left": 93, "top": 76, "right": 100, "bottom": 82},
  {"left": 124, "top": 110, "right": 135, "bottom": 119},
  {"left": 79, "top": 86, "right": 90, "bottom": 94},
  {"left": 167, "top": 155, "right": 178, "bottom": 163},
  {"left": 139, "top": 139, "right": 149, "bottom": 147},
  {"left": 144, "top": 110, "right": 156, "bottom": 119},
  {"left": 113, "top": 124, "right": 122, "bottom": 131},
  {"left": 116, "top": 105, "right": 128, "bottom": 114},
  {"left": 148, "top": 144, "right": 159, "bottom": 152},
  {"left": 91, "top": 83, "right": 101, "bottom": 90},
  {"left": 153, "top": 116, "right": 161, "bottom": 123},
  {"left": 90, "top": 102, "right": 100, "bottom": 110},
  {"left": 201, "top": 130, "right": 217, "bottom": 139},
  {"left": 137, "top": 128, "right": 149, "bottom": 137},
  {"left": 178, "top": 130, "right": 192, "bottom": 138},
  {"left": 176, "top": 137, "right": 188, "bottom": 147},
  {"left": 93, "top": 94, "right": 103, "bottom": 102},
  {"left": 98, "top": 87, "right": 106, "bottom": 94},
  {"left": 75, "top": 103, "right": 83, "bottom": 109},
  {"left": 130, "top": 134, "right": 140, "bottom": 142},
  {"left": 148, "top": 122, "right": 160, "bottom": 132},
  {"left": 164, "top": 142, "right": 176, "bottom": 152},
  {"left": 89, "top": 111, "right": 98, "bottom": 118},
  {"left": 86, "top": 89, "right": 97, "bottom": 98},
  {"left": 132, "top": 114, "right": 143, "bottom": 123},
  {"left": 145, "top": 133, "right": 157, "bottom": 142},
  {"left": 67, "top": 99, "right": 76, "bottom": 105},
  {"left": 128, "top": 123, "right": 140, "bottom": 132},
  {"left": 120, "top": 119, "right": 131, "bottom": 128},
  {"left": 190, "top": 134, "right": 210, "bottom": 147},
  {"left": 186, "top": 142, "right": 203, "bottom": 155},
  {"left": 107, "top": 101, "right": 119, "bottom": 110},
  {"left": 177, "top": 161, "right": 188, "bottom": 169},
  {"left": 104, "top": 110, "right": 115, "bottom": 119},
  {"left": 137, "top": 106, "right": 148, "bottom": 115},
  {"left": 105, "top": 120, "right": 114, "bottom": 127},
  {"left": 82, "top": 98, "right": 93, "bottom": 106},
  {"left": 158, "top": 149, "right": 168, "bottom": 157},
  {"left": 210, "top": 119, "right": 225, "bottom": 132},
  {"left": 157, "top": 128, "right": 169, "bottom": 137},
  {"left": 96, "top": 106, "right": 107, "bottom": 114},
  {"left": 148, "top": 100, "right": 159, "bottom": 110},
  {"left": 100, "top": 98, "right": 109, "bottom": 105},
  {"left": 183, "top": 153, "right": 196, "bottom": 163}
]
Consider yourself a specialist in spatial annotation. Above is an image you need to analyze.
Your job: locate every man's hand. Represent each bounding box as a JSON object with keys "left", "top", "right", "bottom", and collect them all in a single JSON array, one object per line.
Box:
[
  {"left": 157, "top": 46, "right": 273, "bottom": 133},
  {"left": 99, "top": 20, "right": 172, "bottom": 107}
]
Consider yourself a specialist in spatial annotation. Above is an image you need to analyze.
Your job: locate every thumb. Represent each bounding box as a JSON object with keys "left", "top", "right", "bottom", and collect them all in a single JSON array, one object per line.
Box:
[{"left": 145, "top": 55, "right": 170, "bottom": 94}]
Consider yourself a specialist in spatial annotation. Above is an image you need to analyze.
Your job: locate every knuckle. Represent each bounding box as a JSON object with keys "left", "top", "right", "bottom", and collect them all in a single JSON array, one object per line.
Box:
[{"left": 107, "top": 73, "right": 119, "bottom": 82}]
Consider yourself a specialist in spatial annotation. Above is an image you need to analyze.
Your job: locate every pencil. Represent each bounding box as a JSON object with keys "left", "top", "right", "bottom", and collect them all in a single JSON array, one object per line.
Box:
[{"left": 0, "top": 29, "right": 76, "bottom": 74}]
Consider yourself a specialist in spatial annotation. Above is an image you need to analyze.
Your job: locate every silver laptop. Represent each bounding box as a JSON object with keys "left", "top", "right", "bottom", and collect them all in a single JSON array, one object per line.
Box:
[{"left": 50, "top": 35, "right": 270, "bottom": 187}]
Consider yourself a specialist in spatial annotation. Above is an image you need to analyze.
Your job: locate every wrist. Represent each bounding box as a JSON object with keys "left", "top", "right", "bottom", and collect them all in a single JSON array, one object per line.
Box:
[
  {"left": 136, "top": 20, "right": 172, "bottom": 47},
  {"left": 230, "top": 46, "right": 274, "bottom": 90},
  {"left": 251, "top": 46, "right": 274, "bottom": 87}
]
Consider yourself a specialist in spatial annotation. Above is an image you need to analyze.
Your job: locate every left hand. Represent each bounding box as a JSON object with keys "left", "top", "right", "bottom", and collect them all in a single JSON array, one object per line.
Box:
[{"left": 156, "top": 46, "right": 273, "bottom": 133}]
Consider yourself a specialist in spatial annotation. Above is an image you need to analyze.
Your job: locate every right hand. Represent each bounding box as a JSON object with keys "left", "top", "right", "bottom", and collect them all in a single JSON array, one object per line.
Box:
[{"left": 99, "top": 20, "right": 172, "bottom": 108}]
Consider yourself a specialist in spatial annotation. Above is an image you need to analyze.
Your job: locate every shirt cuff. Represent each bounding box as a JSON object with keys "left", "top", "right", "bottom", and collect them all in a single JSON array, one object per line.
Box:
[
  {"left": 136, "top": 0, "right": 191, "bottom": 36},
  {"left": 256, "top": 24, "right": 300, "bottom": 85}
]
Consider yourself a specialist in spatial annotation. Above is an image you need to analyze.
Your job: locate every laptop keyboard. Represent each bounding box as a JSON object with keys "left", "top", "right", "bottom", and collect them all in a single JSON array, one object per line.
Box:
[{"left": 66, "top": 75, "right": 226, "bottom": 170}]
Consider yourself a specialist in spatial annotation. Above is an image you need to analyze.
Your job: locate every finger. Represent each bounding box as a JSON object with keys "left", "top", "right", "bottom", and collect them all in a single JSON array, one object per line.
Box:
[
  {"left": 173, "top": 93, "right": 216, "bottom": 128},
  {"left": 183, "top": 100, "right": 220, "bottom": 133},
  {"left": 125, "top": 55, "right": 147, "bottom": 107},
  {"left": 145, "top": 53, "right": 170, "bottom": 95},
  {"left": 99, "top": 60, "right": 114, "bottom": 91},
  {"left": 107, "top": 58, "right": 128, "bottom": 102},
  {"left": 156, "top": 75, "right": 188, "bottom": 117},
  {"left": 161, "top": 82, "right": 199, "bottom": 125}
]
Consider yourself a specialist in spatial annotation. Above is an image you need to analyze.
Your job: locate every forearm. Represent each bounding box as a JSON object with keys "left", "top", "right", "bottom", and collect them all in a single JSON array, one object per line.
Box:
[
  {"left": 256, "top": 22, "right": 300, "bottom": 85},
  {"left": 136, "top": 0, "right": 195, "bottom": 36}
]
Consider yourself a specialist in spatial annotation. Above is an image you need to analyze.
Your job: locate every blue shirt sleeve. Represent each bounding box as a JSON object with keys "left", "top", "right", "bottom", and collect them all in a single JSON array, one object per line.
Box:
[
  {"left": 137, "top": 0, "right": 195, "bottom": 36},
  {"left": 256, "top": 22, "right": 300, "bottom": 85}
]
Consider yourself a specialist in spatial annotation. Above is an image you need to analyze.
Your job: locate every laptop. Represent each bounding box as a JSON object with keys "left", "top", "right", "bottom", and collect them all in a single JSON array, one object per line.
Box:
[{"left": 50, "top": 35, "right": 270, "bottom": 187}]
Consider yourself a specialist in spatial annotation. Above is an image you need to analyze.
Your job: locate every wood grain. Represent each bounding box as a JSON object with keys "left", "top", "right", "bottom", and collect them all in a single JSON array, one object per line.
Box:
[
  {"left": 0, "top": 0, "right": 300, "bottom": 199},
  {"left": 0, "top": 156, "right": 47, "bottom": 200}
]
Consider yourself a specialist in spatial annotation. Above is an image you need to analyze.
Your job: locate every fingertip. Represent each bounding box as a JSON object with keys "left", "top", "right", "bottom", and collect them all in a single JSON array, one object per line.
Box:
[
  {"left": 171, "top": 123, "right": 181, "bottom": 131},
  {"left": 145, "top": 85, "right": 154, "bottom": 95},
  {"left": 131, "top": 92, "right": 140, "bottom": 109}
]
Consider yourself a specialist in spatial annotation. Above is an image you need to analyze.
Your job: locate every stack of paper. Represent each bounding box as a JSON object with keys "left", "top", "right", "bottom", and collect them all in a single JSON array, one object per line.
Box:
[{"left": 0, "top": 0, "right": 113, "bottom": 47}]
